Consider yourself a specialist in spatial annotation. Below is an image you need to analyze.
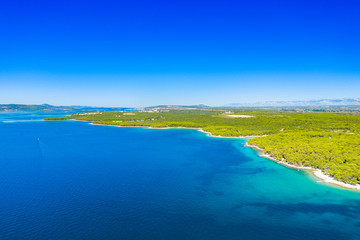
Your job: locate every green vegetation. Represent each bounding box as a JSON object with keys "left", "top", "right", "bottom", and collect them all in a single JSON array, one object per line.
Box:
[
  {"left": 249, "top": 132, "right": 360, "bottom": 184},
  {"left": 45, "top": 108, "right": 360, "bottom": 185}
]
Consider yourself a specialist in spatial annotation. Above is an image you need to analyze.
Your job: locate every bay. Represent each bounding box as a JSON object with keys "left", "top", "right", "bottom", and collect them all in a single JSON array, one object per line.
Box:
[{"left": 0, "top": 111, "right": 359, "bottom": 240}]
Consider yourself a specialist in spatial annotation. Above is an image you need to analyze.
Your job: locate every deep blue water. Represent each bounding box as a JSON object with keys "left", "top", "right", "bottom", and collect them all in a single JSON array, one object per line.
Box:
[{"left": 0, "top": 111, "right": 360, "bottom": 240}]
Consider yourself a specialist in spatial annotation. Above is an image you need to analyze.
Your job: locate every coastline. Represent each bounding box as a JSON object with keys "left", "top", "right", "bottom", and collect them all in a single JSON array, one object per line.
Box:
[
  {"left": 197, "top": 129, "right": 267, "bottom": 139},
  {"left": 71, "top": 120, "right": 360, "bottom": 190},
  {"left": 245, "top": 143, "right": 312, "bottom": 170},
  {"left": 90, "top": 122, "right": 266, "bottom": 139},
  {"left": 245, "top": 143, "right": 360, "bottom": 191}
]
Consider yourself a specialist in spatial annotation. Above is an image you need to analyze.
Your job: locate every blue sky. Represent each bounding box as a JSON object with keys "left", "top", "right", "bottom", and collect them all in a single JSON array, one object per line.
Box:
[{"left": 1, "top": 0, "right": 359, "bottom": 107}]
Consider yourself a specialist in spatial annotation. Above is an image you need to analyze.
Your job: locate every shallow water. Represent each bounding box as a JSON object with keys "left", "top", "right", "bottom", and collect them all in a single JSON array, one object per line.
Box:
[{"left": 0, "top": 111, "right": 359, "bottom": 240}]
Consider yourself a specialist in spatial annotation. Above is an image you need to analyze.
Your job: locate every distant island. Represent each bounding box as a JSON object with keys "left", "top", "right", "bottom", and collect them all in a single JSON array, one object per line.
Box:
[
  {"left": 0, "top": 104, "right": 131, "bottom": 112},
  {"left": 45, "top": 107, "right": 360, "bottom": 190}
]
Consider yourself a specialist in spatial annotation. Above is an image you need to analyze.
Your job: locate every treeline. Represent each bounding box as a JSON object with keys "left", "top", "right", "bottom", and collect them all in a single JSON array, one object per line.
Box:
[{"left": 44, "top": 117, "right": 69, "bottom": 120}]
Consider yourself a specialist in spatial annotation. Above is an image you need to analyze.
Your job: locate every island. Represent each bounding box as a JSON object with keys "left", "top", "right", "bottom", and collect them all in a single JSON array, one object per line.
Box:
[
  {"left": 0, "top": 104, "right": 130, "bottom": 112},
  {"left": 45, "top": 107, "right": 360, "bottom": 189}
]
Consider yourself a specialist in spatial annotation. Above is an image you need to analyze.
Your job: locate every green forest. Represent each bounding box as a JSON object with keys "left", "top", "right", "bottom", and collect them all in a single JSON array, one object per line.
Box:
[{"left": 45, "top": 108, "right": 360, "bottom": 185}]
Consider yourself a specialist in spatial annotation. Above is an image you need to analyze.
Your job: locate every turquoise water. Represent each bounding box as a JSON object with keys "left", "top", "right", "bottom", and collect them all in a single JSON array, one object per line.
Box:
[{"left": 0, "top": 111, "right": 360, "bottom": 239}]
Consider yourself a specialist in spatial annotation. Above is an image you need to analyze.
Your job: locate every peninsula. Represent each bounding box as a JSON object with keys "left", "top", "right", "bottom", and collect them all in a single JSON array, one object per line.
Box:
[{"left": 45, "top": 108, "right": 360, "bottom": 189}]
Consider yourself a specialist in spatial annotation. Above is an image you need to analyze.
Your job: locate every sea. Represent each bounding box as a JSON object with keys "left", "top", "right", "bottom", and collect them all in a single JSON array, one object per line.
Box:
[{"left": 0, "top": 111, "right": 359, "bottom": 240}]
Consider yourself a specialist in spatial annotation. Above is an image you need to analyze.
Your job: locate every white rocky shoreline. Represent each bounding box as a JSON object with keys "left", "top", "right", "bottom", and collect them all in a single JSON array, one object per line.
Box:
[{"left": 245, "top": 143, "right": 360, "bottom": 190}]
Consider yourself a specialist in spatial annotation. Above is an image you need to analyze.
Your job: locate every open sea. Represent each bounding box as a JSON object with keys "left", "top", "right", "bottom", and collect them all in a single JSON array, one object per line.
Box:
[{"left": 0, "top": 111, "right": 360, "bottom": 240}]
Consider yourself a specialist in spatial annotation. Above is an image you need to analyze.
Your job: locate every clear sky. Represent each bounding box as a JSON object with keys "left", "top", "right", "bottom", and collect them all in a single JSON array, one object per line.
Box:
[{"left": 1, "top": 0, "right": 359, "bottom": 107}]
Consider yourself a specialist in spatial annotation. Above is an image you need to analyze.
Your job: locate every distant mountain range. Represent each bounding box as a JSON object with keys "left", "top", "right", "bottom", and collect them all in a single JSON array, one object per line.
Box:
[
  {"left": 0, "top": 104, "right": 131, "bottom": 112},
  {"left": 2, "top": 99, "right": 360, "bottom": 112},
  {"left": 224, "top": 98, "right": 360, "bottom": 107},
  {"left": 142, "top": 104, "right": 209, "bottom": 109}
]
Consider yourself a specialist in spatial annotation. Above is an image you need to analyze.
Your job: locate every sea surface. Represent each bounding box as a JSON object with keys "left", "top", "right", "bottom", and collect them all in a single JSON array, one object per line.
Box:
[{"left": 0, "top": 111, "right": 360, "bottom": 240}]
